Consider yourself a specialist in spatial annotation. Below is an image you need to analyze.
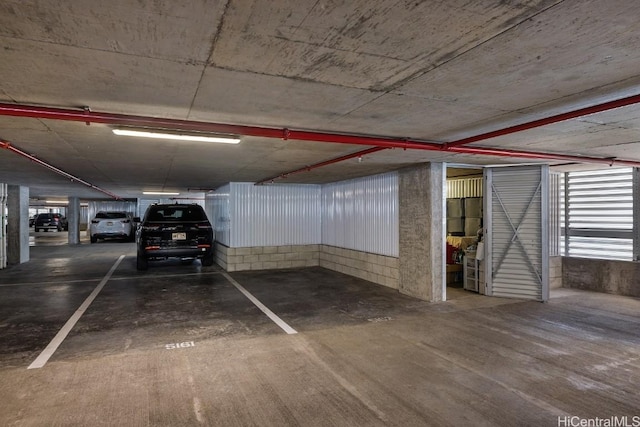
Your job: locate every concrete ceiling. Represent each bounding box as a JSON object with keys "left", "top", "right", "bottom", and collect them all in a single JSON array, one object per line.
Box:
[{"left": 1, "top": 0, "right": 640, "bottom": 200}]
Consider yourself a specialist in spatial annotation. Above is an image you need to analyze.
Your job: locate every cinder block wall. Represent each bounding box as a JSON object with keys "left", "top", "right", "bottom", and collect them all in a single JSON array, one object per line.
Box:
[
  {"left": 550, "top": 256, "right": 563, "bottom": 289},
  {"left": 319, "top": 245, "right": 399, "bottom": 289},
  {"left": 563, "top": 257, "right": 640, "bottom": 298},
  {"left": 215, "top": 242, "right": 399, "bottom": 289},
  {"left": 215, "top": 243, "right": 319, "bottom": 272}
]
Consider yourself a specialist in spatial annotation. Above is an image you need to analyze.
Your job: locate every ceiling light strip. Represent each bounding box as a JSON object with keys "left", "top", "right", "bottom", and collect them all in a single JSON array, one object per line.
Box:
[
  {"left": 142, "top": 191, "right": 180, "bottom": 196},
  {"left": 0, "top": 140, "right": 122, "bottom": 200},
  {"left": 2, "top": 98, "right": 640, "bottom": 167},
  {"left": 113, "top": 129, "right": 240, "bottom": 144}
]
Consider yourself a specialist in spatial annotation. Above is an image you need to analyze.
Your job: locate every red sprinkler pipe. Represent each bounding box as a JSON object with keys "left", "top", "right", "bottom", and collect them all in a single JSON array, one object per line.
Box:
[
  {"left": 255, "top": 146, "right": 388, "bottom": 185},
  {"left": 445, "top": 93, "right": 640, "bottom": 148},
  {"left": 0, "top": 140, "right": 122, "bottom": 199},
  {"left": 2, "top": 100, "right": 640, "bottom": 167},
  {"left": 449, "top": 145, "right": 640, "bottom": 167},
  {"left": 0, "top": 102, "right": 441, "bottom": 150}
]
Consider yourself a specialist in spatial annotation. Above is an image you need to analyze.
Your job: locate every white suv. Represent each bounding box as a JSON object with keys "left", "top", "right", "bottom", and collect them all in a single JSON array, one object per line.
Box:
[{"left": 90, "top": 211, "right": 136, "bottom": 243}]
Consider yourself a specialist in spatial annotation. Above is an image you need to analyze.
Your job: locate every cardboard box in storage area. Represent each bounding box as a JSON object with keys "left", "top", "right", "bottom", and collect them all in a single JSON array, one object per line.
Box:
[
  {"left": 447, "top": 198, "right": 464, "bottom": 217},
  {"left": 464, "top": 197, "right": 482, "bottom": 218},
  {"left": 447, "top": 218, "right": 465, "bottom": 235},
  {"left": 465, "top": 217, "right": 482, "bottom": 237}
]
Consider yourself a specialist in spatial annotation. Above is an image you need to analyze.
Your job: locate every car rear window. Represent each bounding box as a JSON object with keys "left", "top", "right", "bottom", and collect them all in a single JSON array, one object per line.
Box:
[
  {"left": 95, "top": 212, "right": 127, "bottom": 219},
  {"left": 147, "top": 206, "right": 207, "bottom": 221}
]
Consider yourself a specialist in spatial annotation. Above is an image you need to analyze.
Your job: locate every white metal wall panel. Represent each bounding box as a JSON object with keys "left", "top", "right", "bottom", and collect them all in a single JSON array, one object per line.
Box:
[
  {"left": 485, "top": 166, "right": 549, "bottom": 301},
  {"left": 209, "top": 185, "right": 231, "bottom": 246},
  {"left": 549, "top": 172, "right": 561, "bottom": 256},
  {"left": 231, "top": 183, "right": 321, "bottom": 247},
  {"left": 0, "top": 183, "right": 7, "bottom": 269},
  {"left": 322, "top": 173, "right": 398, "bottom": 257}
]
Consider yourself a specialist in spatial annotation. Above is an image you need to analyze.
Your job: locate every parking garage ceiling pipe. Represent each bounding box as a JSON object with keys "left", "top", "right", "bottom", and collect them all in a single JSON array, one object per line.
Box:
[
  {"left": 2, "top": 95, "right": 640, "bottom": 171},
  {"left": 444, "top": 93, "right": 640, "bottom": 149},
  {"left": 0, "top": 140, "right": 122, "bottom": 199},
  {"left": 255, "top": 146, "right": 388, "bottom": 185}
]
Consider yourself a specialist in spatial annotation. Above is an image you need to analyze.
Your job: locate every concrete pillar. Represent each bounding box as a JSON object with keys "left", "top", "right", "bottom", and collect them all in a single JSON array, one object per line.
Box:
[
  {"left": 7, "top": 185, "right": 29, "bottom": 265},
  {"left": 398, "top": 163, "right": 445, "bottom": 302},
  {"left": 68, "top": 197, "right": 81, "bottom": 245}
]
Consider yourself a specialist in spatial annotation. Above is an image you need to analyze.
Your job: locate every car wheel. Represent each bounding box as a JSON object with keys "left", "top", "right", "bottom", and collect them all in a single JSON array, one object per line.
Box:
[
  {"left": 136, "top": 254, "right": 148, "bottom": 271},
  {"left": 35, "top": 227, "right": 39, "bottom": 232},
  {"left": 90, "top": 235, "right": 97, "bottom": 243},
  {"left": 201, "top": 252, "right": 214, "bottom": 266}
]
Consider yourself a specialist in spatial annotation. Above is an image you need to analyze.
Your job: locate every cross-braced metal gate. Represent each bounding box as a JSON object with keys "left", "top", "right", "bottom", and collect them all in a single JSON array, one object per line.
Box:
[{"left": 484, "top": 165, "right": 549, "bottom": 301}]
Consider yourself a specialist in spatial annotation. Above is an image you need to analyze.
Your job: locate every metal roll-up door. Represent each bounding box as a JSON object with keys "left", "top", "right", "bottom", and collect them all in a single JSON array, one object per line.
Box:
[{"left": 484, "top": 165, "right": 549, "bottom": 302}]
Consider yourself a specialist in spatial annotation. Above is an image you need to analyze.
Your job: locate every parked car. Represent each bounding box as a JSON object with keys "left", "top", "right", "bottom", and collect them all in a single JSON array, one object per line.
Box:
[
  {"left": 136, "top": 204, "right": 214, "bottom": 270},
  {"left": 90, "top": 211, "right": 136, "bottom": 243},
  {"left": 34, "top": 213, "right": 67, "bottom": 232}
]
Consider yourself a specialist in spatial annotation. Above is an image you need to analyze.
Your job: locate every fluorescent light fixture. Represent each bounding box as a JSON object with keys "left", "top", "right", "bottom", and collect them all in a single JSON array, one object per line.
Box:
[
  {"left": 45, "top": 200, "right": 68, "bottom": 204},
  {"left": 143, "top": 191, "right": 180, "bottom": 196},
  {"left": 113, "top": 129, "right": 240, "bottom": 144}
]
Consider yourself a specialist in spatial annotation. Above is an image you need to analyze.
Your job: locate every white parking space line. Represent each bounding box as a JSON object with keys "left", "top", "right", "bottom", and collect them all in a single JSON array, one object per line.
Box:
[
  {"left": 0, "top": 278, "right": 102, "bottom": 287},
  {"left": 222, "top": 272, "right": 298, "bottom": 335},
  {"left": 28, "top": 255, "right": 125, "bottom": 370},
  {"left": 109, "top": 271, "right": 223, "bottom": 281}
]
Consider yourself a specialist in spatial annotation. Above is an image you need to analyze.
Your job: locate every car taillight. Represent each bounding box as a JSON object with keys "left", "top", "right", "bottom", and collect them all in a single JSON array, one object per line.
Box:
[
  {"left": 121, "top": 219, "right": 131, "bottom": 223},
  {"left": 91, "top": 220, "right": 100, "bottom": 224},
  {"left": 196, "top": 223, "right": 212, "bottom": 229}
]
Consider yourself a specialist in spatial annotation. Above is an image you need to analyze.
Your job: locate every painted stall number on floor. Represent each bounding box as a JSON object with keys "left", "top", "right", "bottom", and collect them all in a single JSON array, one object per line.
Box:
[{"left": 165, "top": 341, "right": 195, "bottom": 350}]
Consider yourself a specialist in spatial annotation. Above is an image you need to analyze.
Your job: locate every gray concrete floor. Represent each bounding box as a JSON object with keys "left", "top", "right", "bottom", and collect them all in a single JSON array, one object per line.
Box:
[{"left": 1, "top": 233, "right": 639, "bottom": 426}]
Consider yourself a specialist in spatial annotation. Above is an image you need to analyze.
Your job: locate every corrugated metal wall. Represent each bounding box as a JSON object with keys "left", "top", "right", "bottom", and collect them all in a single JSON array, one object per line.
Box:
[
  {"left": 231, "top": 183, "right": 321, "bottom": 247},
  {"left": 322, "top": 172, "right": 398, "bottom": 257},
  {"left": 209, "top": 185, "right": 231, "bottom": 246},
  {"left": 549, "top": 172, "right": 561, "bottom": 256},
  {"left": 0, "top": 183, "right": 7, "bottom": 269},
  {"left": 215, "top": 174, "right": 398, "bottom": 254}
]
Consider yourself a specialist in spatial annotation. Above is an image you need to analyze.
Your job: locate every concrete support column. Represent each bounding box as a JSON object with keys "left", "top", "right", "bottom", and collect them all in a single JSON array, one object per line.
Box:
[
  {"left": 398, "top": 163, "right": 445, "bottom": 302},
  {"left": 7, "top": 185, "right": 29, "bottom": 265},
  {"left": 68, "top": 197, "right": 81, "bottom": 245}
]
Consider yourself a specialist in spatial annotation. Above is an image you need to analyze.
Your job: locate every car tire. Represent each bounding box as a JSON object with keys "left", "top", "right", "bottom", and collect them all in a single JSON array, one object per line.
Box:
[
  {"left": 90, "top": 235, "right": 97, "bottom": 243},
  {"left": 201, "top": 252, "right": 214, "bottom": 266},
  {"left": 136, "top": 254, "right": 148, "bottom": 271},
  {"left": 35, "top": 227, "right": 39, "bottom": 232}
]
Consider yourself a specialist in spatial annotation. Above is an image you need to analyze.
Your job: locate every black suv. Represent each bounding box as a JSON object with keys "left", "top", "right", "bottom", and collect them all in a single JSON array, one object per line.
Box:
[
  {"left": 136, "top": 204, "right": 214, "bottom": 270},
  {"left": 34, "top": 213, "right": 68, "bottom": 232}
]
